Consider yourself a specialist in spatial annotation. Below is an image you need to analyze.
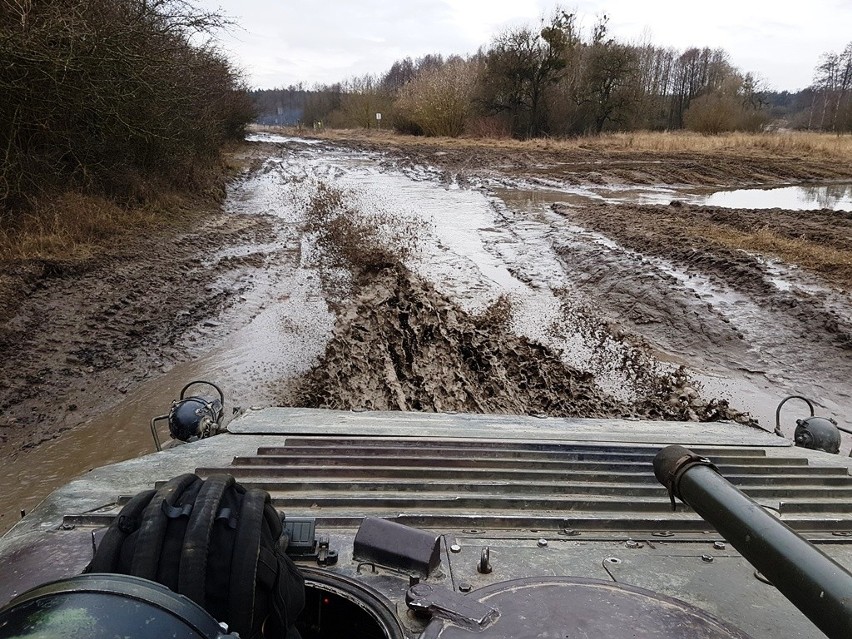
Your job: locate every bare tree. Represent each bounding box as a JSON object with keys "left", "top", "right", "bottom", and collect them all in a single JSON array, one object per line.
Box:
[
  {"left": 811, "top": 43, "right": 852, "bottom": 131},
  {"left": 479, "top": 10, "right": 579, "bottom": 138}
]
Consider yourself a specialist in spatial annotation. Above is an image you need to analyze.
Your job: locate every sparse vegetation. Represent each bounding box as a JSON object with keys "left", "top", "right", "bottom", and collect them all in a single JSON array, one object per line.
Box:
[
  {"left": 0, "top": 0, "right": 254, "bottom": 305},
  {"left": 693, "top": 222, "right": 852, "bottom": 290},
  {"left": 271, "top": 126, "right": 852, "bottom": 162}
]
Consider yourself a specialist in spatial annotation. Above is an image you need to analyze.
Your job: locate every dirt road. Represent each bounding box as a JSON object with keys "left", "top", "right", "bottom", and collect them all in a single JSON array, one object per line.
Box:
[{"left": 1, "top": 131, "right": 851, "bottom": 531}]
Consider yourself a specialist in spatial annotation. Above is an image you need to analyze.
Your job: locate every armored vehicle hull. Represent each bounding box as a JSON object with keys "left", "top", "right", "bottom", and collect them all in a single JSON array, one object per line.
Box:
[{"left": 2, "top": 408, "right": 851, "bottom": 637}]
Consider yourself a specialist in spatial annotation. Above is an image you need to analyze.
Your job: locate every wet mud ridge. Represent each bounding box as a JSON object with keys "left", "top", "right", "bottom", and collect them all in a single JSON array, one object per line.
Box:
[
  {"left": 339, "top": 135, "right": 852, "bottom": 189},
  {"left": 551, "top": 202, "right": 852, "bottom": 388},
  {"left": 293, "top": 264, "right": 753, "bottom": 426}
]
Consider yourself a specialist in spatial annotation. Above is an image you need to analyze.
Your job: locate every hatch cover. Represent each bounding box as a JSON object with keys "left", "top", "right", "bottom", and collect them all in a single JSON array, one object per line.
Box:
[{"left": 418, "top": 577, "right": 752, "bottom": 638}]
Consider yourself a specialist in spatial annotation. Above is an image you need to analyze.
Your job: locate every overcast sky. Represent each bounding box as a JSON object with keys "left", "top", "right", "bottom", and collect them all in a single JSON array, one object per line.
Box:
[{"left": 201, "top": 0, "right": 852, "bottom": 92}]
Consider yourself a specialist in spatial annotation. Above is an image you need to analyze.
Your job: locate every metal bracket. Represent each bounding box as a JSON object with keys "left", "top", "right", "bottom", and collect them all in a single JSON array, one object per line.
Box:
[
  {"left": 150, "top": 414, "right": 168, "bottom": 452},
  {"left": 653, "top": 446, "right": 718, "bottom": 511},
  {"left": 405, "top": 583, "right": 499, "bottom": 630},
  {"left": 282, "top": 517, "right": 338, "bottom": 566},
  {"left": 477, "top": 546, "right": 492, "bottom": 574},
  {"left": 317, "top": 535, "right": 337, "bottom": 566}
]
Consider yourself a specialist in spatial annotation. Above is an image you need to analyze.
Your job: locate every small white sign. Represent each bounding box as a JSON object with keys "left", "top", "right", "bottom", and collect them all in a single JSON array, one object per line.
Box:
[{"left": 376, "top": 113, "right": 382, "bottom": 120}]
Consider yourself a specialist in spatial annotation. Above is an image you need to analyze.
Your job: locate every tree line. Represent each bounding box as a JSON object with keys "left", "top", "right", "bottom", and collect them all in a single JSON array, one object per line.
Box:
[
  {"left": 0, "top": 0, "right": 255, "bottom": 211},
  {"left": 252, "top": 10, "right": 851, "bottom": 138}
]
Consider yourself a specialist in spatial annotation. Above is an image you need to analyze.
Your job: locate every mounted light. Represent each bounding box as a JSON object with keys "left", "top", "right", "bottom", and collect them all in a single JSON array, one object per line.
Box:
[
  {"left": 775, "top": 395, "right": 844, "bottom": 454},
  {"left": 150, "top": 380, "right": 225, "bottom": 451}
]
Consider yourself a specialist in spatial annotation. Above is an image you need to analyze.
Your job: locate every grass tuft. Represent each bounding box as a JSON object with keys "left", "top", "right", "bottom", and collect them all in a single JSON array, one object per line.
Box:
[{"left": 696, "top": 223, "right": 852, "bottom": 289}]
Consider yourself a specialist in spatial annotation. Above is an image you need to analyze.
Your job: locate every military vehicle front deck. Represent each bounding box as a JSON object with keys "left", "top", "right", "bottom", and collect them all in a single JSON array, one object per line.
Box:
[{"left": 2, "top": 409, "right": 851, "bottom": 637}]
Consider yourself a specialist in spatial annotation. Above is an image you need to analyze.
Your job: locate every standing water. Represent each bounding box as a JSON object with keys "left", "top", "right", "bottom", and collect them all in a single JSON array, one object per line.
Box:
[
  {"left": 699, "top": 183, "right": 852, "bottom": 211},
  {"left": 5, "top": 140, "right": 852, "bottom": 530}
]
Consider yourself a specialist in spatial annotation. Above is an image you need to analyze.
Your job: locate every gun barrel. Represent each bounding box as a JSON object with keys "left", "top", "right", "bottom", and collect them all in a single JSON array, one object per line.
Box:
[{"left": 654, "top": 445, "right": 852, "bottom": 639}]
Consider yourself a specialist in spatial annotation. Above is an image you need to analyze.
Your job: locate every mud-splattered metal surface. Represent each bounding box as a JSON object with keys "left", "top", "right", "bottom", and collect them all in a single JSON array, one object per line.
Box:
[{"left": 3, "top": 408, "right": 851, "bottom": 638}]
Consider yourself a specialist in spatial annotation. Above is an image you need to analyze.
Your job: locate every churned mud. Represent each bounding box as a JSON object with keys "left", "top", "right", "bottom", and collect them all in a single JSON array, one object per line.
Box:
[
  {"left": 306, "top": 130, "right": 852, "bottom": 189},
  {"left": 293, "top": 264, "right": 750, "bottom": 424},
  {"left": 0, "top": 211, "right": 267, "bottom": 452},
  {"left": 2, "top": 131, "right": 851, "bottom": 532}
]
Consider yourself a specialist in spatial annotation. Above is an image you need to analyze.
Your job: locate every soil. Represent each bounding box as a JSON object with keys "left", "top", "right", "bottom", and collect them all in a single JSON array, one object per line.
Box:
[
  {"left": 0, "top": 205, "right": 276, "bottom": 453},
  {"left": 1, "top": 132, "right": 851, "bottom": 532},
  {"left": 554, "top": 203, "right": 852, "bottom": 350},
  {"left": 315, "top": 132, "right": 852, "bottom": 188},
  {"left": 291, "top": 264, "right": 750, "bottom": 424}
]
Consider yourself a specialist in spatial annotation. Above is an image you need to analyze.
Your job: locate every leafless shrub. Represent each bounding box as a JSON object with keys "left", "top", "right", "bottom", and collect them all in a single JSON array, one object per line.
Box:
[
  {"left": 395, "top": 58, "right": 481, "bottom": 137},
  {"left": 0, "top": 0, "right": 254, "bottom": 210}
]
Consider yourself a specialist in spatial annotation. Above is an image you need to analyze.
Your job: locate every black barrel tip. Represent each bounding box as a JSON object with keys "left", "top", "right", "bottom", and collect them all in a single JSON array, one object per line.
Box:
[{"left": 653, "top": 445, "right": 695, "bottom": 488}]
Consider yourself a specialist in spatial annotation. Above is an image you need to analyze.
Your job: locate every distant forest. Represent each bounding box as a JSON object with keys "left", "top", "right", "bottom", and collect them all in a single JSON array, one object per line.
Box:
[{"left": 251, "top": 11, "right": 852, "bottom": 138}]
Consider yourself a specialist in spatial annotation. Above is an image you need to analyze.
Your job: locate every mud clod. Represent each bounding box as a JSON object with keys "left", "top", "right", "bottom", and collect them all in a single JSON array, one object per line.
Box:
[{"left": 293, "top": 265, "right": 756, "bottom": 426}]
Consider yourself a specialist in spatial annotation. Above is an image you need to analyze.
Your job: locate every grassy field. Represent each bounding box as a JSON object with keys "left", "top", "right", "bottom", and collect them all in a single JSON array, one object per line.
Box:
[{"left": 280, "top": 127, "right": 852, "bottom": 161}]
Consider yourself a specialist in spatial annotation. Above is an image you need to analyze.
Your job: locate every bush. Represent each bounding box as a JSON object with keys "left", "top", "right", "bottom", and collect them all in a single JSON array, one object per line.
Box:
[
  {"left": 395, "top": 59, "right": 480, "bottom": 137},
  {"left": 684, "top": 93, "right": 768, "bottom": 134},
  {"left": 0, "top": 0, "right": 255, "bottom": 210}
]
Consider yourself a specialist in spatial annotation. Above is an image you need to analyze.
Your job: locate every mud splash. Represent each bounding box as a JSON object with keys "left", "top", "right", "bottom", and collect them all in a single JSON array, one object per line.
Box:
[{"left": 293, "top": 265, "right": 752, "bottom": 425}]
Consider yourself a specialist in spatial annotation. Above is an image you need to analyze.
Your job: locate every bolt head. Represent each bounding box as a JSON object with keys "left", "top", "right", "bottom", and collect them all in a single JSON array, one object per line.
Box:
[
  {"left": 537, "top": 538, "right": 548, "bottom": 547},
  {"left": 459, "top": 582, "right": 472, "bottom": 593},
  {"left": 450, "top": 543, "right": 461, "bottom": 553},
  {"left": 702, "top": 554, "right": 714, "bottom": 563},
  {"left": 713, "top": 541, "right": 726, "bottom": 550}
]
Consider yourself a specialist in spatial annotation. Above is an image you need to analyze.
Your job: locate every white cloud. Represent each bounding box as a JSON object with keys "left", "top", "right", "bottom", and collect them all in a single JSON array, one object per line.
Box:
[{"left": 203, "top": 0, "right": 852, "bottom": 91}]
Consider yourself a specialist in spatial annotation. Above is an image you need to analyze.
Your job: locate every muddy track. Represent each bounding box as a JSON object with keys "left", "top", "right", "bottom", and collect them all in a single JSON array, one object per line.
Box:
[
  {"left": 555, "top": 203, "right": 852, "bottom": 353},
  {"left": 335, "top": 137, "right": 852, "bottom": 188},
  {"left": 0, "top": 211, "right": 276, "bottom": 454},
  {"left": 292, "top": 265, "right": 751, "bottom": 425},
  {"left": 2, "top": 134, "right": 851, "bottom": 532}
]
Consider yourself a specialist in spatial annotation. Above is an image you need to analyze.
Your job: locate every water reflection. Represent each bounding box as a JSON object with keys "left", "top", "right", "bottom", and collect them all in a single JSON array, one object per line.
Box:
[
  {"left": 701, "top": 184, "right": 852, "bottom": 211},
  {"left": 487, "top": 178, "right": 852, "bottom": 212}
]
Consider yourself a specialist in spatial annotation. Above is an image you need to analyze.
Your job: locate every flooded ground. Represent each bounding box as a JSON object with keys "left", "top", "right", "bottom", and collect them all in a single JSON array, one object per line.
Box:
[
  {"left": 1, "top": 134, "right": 851, "bottom": 532},
  {"left": 700, "top": 183, "right": 852, "bottom": 211}
]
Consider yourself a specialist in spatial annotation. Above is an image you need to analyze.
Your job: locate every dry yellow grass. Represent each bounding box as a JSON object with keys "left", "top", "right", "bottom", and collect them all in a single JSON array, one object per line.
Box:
[
  {"left": 694, "top": 222, "right": 852, "bottom": 289},
  {"left": 263, "top": 125, "right": 852, "bottom": 162},
  {"left": 589, "top": 131, "right": 852, "bottom": 160},
  {"left": 1, "top": 194, "right": 132, "bottom": 262},
  {"left": 0, "top": 144, "right": 258, "bottom": 266},
  {"left": 0, "top": 193, "right": 193, "bottom": 263}
]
